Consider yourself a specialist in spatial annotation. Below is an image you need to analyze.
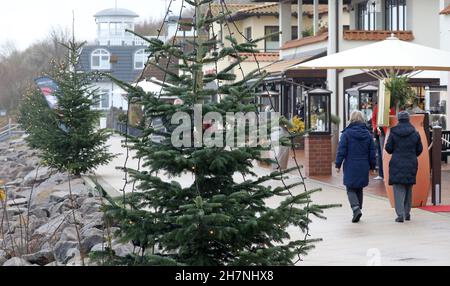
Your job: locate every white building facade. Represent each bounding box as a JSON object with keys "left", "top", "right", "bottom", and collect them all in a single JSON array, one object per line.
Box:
[{"left": 266, "top": 0, "right": 450, "bottom": 130}]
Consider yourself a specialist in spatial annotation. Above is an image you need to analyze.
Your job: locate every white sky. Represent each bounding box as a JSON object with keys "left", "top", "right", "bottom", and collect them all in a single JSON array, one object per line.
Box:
[{"left": 0, "top": 0, "right": 183, "bottom": 51}]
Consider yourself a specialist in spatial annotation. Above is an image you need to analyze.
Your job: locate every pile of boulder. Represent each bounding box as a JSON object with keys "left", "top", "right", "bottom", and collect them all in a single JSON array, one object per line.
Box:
[{"left": 0, "top": 137, "right": 133, "bottom": 266}]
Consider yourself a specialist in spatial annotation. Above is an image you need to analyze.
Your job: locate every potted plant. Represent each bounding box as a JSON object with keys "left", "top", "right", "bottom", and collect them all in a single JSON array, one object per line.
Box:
[
  {"left": 385, "top": 75, "right": 415, "bottom": 113},
  {"left": 288, "top": 115, "right": 306, "bottom": 149}
]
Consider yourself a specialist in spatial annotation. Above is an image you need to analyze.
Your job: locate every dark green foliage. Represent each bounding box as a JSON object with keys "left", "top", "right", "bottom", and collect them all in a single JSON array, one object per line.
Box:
[
  {"left": 97, "top": 0, "right": 337, "bottom": 266},
  {"left": 19, "top": 41, "right": 113, "bottom": 175}
]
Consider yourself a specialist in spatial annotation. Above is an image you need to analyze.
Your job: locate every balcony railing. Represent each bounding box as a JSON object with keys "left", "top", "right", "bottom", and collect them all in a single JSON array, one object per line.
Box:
[
  {"left": 343, "top": 30, "right": 414, "bottom": 41},
  {"left": 93, "top": 35, "right": 167, "bottom": 46}
]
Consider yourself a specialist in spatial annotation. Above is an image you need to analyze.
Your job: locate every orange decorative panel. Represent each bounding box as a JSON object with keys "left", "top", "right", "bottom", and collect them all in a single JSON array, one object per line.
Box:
[{"left": 343, "top": 30, "right": 414, "bottom": 41}]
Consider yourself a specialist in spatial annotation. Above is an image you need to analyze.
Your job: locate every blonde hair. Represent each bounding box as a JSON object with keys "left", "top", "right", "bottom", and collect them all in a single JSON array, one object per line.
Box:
[{"left": 349, "top": 110, "right": 366, "bottom": 124}]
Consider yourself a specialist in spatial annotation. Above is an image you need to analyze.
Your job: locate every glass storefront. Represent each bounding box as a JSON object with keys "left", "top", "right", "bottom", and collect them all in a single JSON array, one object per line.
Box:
[
  {"left": 345, "top": 84, "right": 378, "bottom": 125},
  {"left": 426, "top": 86, "right": 448, "bottom": 130}
]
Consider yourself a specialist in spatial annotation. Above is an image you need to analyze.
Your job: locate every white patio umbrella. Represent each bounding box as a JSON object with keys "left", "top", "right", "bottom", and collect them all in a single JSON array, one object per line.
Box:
[{"left": 291, "top": 35, "right": 450, "bottom": 79}]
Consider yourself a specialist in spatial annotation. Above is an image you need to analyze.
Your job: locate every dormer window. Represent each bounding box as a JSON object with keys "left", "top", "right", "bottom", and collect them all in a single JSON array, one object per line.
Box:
[
  {"left": 134, "top": 49, "right": 149, "bottom": 69},
  {"left": 91, "top": 49, "right": 111, "bottom": 70}
]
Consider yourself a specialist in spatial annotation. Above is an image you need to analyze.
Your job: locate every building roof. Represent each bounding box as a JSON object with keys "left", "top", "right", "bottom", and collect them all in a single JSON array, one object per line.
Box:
[
  {"left": 208, "top": 3, "right": 329, "bottom": 19},
  {"left": 281, "top": 31, "right": 328, "bottom": 50},
  {"left": 250, "top": 0, "right": 352, "bottom": 4},
  {"left": 440, "top": 4, "right": 450, "bottom": 15},
  {"left": 240, "top": 52, "right": 279, "bottom": 62},
  {"left": 208, "top": 3, "right": 260, "bottom": 17},
  {"left": 238, "top": 3, "right": 329, "bottom": 16},
  {"left": 264, "top": 51, "right": 325, "bottom": 74},
  {"left": 94, "top": 8, "right": 139, "bottom": 18}
]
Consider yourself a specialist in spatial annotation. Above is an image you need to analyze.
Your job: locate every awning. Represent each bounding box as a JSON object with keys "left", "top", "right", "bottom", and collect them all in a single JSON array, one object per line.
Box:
[
  {"left": 346, "top": 83, "right": 378, "bottom": 96},
  {"left": 264, "top": 54, "right": 321, "bottom": 74}
]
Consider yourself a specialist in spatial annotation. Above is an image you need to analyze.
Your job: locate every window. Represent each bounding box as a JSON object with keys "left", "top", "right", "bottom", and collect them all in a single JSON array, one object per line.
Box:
[
  {"left": 134, "top": 49, "right": 149, "bottom": 70},
  {"left": 357, "top": 1, "right": 377, "bottom": 31},
  {"left": 264, "top": 26, "right": 298, "bottom": 50},
  {"left": 98, "top": 23, "right": 109, "bottom": 37},
  {"left": 245, "top": 27, "right": 252, "bottom": 41},
  {"left": 100, "top": 89, "right": 110, "bottom": 109},
  {"left": 91, "top": 49, "right": 111, "bottom": 70},
  {"left": 385, "top": 0, "right": 407, "bottom": 31},
  {"left": 264, "top": 26, "right": 279, "bottom": 52},
  {"left": 110, "top": 22, "right": 123, "bottom": 36},
  {"left": 291, "top": 26, "right": 298, "bottom": 40}
]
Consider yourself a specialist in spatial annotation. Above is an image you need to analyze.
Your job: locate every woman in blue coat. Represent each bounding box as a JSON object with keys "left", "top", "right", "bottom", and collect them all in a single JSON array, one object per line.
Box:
[{"left": 336, "top": 110, "right": 377, "bottom": 223}]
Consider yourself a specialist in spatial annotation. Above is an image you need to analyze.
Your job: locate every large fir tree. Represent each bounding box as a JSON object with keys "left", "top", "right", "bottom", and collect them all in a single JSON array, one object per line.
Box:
[
  {"left": 19, "top": 41, "right": 113, "bottom": 175},
  {"left": 99, "top": 0, "right": 336, "bottom": 266}
]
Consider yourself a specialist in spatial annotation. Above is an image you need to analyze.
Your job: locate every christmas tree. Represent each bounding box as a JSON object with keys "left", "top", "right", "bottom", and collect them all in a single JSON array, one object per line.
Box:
[
  {"left": 98, "top": 0, "right": 337, "bottom": 266},
  {"left": 19, "top": 40, "right": 113, "bottom": 176}
]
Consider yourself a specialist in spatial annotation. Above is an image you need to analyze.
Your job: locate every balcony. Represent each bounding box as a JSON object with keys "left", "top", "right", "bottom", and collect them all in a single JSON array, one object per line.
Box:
[
  {"left": 94, "top": 35, "right": 158, "bottom": 46},
  {"left": 343, "top": 30, "right": 414, "bottom": 41}
]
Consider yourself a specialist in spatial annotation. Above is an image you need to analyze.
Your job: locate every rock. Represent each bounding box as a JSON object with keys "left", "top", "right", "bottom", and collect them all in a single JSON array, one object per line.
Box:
[
  {"left": 48, "top": 202, "right": 64, "bottom": 216},
  {"left": 22, "top": 249, "right": 55, "bottom": 266},
  {"left": 65, "top": 251, "right": 88, "bottom": 266},
  {"left": 21, "top": 215, "right": 48, "bottom": 235},
  {"left": 61, "top": 198, "right": 80, "bottom": 211},
  {"left": 33, "top": 214, "right": 67, "bottom": 238},
  {"left": 3, "top": 257, "right": 32, "bottom": 266},
  {"left": 45, "top": 261, "right": 58, "bottom": 266},
  {"left": 0, "top": 250, "right": 8, "bottom": 265},
  {"left": 45, "top": 173, "right": 68, "bottom": 186},
  {"left": 17, "top": 168, "right": 36, "bottom": 179},
  {"left": 5, "top": 178, "right": 23, "bottom": 187},
  {"left": 80, "top": 212, "right": 104, "bottom": 233},
  {"left": 23, "top": 166, "right": 52, "bottom": 186},
  {"left": 79, "top": 201, "right": 101, "bottom": 215},
  {"left": 31, "top": 178, "right": 88, "bottom": 207},
  {"left": 54, "top": 241, "right": 79, "bottom": 264},
  {"left": 90, "top": 243, "right": 106, "bottom": 252},
  {"left": 9, "top": 207, "right": 28, "bottom": 216},
  {"left": 64, "top": 248, "right": 81, "bottom": 265},
  {"left": 81, "top": 228, "right": 104, "bottom": 252},
  {"left": 57, "top": 210, "right": 83, "bottom": 225},
  {"left": 6, "top": 197, "right": 28, "bottom": 207},
  {"left": 2, "top": 235, "right": 26, "bottom": 254},
  {"left": 112, "top": 242, "right": 135, "bottom": 257},
  {"left": 49, "top": 191, "right": 71, "bottom": 203},
  {"left": 13, "top": 188, "right": 32, "bottom": 200},
  {"left": 30, "top": 208, "right": 50, "bottom": 219},
  {"left": 60, "top": 227, "right": 79, "bottom": 242}
]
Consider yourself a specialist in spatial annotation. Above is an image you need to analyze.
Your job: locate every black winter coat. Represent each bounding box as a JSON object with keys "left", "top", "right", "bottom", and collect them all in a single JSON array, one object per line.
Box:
[
  {"left": 336, "top": 123, "right": 377, "bottom": 189},
  {"left": 385, "top": 121, "right": 423, "bottom": 185}
]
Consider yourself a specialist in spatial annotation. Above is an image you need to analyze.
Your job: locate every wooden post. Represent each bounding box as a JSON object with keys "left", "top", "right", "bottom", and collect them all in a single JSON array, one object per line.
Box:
[{"left": 432, "top": 126, "right": 442, "bottom": 206}]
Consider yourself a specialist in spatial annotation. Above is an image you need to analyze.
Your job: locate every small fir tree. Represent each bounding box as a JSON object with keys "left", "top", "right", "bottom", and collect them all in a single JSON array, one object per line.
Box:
[
  {"left": 97, "top": 0, "right": 337, "bottom": 266},
  {"left": 19, "top": 41, "right": 113, "bottom": 175}
]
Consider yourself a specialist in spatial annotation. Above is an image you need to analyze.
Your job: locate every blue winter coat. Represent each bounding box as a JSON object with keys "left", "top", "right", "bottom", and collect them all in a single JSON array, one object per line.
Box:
[
  {"left": 385, "top": 121, "right": 423, "bottom": 185},
  {"left": 336, "top": 122, "right": 377, "bottom": 189}
]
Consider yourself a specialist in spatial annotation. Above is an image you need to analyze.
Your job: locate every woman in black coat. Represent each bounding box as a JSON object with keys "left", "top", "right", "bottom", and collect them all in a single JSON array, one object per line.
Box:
[
  {"left": 385, "top": 111, "right": 423, "bottom": 223},
  {"left": 336, "top": 110, "right": 377, "bottom": 223}
]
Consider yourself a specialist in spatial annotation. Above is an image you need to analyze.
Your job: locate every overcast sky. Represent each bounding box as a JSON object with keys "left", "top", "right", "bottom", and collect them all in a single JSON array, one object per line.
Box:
[{"left": 0, "top": 0, "right": 183, "bottom": 51}]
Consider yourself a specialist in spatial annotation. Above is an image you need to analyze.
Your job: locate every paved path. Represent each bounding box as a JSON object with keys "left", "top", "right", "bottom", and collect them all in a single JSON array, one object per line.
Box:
[{"left": 93, "top": 135, "right": 450, "bottom": 265}]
